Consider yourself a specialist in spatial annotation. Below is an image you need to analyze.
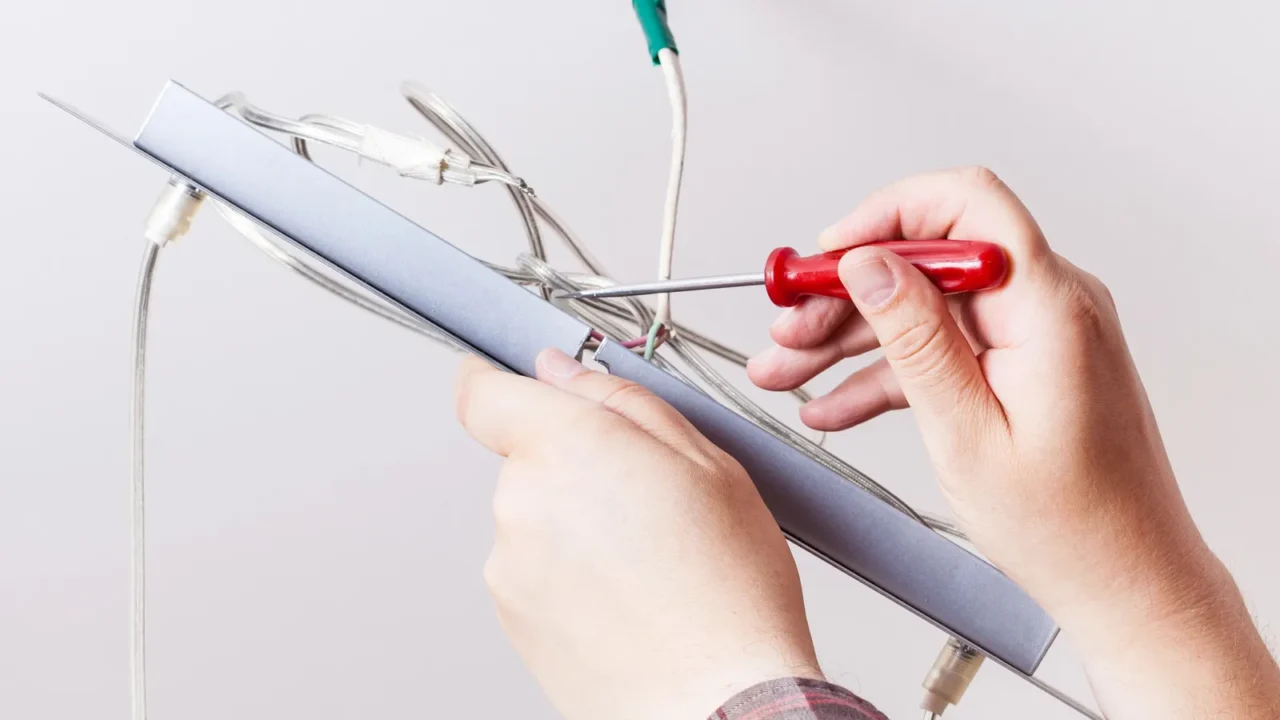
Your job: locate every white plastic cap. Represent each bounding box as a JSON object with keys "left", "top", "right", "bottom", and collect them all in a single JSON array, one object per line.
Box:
[{"left": 143, "top": 180, "right": 204, "bottom": 246}]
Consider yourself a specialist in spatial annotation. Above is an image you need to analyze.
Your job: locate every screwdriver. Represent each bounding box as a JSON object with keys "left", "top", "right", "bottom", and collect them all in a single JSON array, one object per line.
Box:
[{"left": 558, "top": 240, "right": 1008, "bottom": 307}]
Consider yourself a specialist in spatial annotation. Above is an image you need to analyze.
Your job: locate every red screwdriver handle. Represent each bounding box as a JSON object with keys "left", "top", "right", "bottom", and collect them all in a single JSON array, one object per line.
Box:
[{"left": 763, "top": 240, "right": 1008, "bottom": 307}]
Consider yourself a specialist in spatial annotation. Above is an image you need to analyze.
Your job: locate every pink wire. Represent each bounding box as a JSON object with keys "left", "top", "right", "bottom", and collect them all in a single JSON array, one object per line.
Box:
[
  {"left": 618, "top": 326, "right": 667, "bottom": 349},
  {"left": 589, "top": 327, "right": 647, "bottom": 349},
  {"left": 589, "top": 328, "right": 667, "bottom": 350}
]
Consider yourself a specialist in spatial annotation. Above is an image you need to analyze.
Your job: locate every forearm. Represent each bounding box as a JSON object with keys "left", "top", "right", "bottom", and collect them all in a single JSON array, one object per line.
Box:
[{"left": 710, "top": 678, "right": 887, "bottom": 720}]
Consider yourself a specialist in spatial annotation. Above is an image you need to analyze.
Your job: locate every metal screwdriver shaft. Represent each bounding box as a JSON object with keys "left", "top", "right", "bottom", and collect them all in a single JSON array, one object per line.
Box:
[{"left": 560, "top": 273, "right": 763, "bottom": 300}]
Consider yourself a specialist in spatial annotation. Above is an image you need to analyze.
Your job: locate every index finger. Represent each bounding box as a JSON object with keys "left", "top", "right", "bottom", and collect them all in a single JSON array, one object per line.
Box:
[
  {"left": 818, "top": 166, "right": 1053, "bottom": 275},
  {"left": 453, "top": 355, "right": 592, "bottom": 457},
  {"left": 453, "top": 352, "right": 697, "bottom": 459}
]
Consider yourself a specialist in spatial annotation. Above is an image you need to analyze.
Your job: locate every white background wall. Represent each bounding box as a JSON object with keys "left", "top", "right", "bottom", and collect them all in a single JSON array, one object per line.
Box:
[{"left": 2, "top": 1, "right": 1278, "bottom": 718}]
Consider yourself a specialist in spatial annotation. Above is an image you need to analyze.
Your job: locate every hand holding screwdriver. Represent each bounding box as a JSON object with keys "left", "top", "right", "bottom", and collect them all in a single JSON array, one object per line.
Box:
[{"left": 748, "top": 167, "right": 1280, "bottom": 720}]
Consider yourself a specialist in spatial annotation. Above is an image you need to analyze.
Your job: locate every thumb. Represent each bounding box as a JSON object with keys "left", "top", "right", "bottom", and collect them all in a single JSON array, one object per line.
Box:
[
  {"left": 838, "top": 246, "right": 1006, "bottom": 448},
  {"left": 534, "top": 349, "right": 711, "bottom": 455}
]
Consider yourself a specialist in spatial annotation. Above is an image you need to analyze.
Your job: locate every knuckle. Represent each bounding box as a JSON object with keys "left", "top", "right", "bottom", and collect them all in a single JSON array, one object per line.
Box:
[
  {"left": 596, "top": 379, "right": 656, "bottom": 415},
  {"left": 1060, "top": 279, "right": 1113, "bottom": 338},
  {"left": 958, "top": 165, "right": 1005, "bottom": 191},
  {"left": 707, "top": 454, "right": 750, "bottom": 492},
  {"left": 673, "top": 452, "right": 737, "bottom": 499},
  {"left": 1083, "top": 271, "right": 1117, "bottom": 310},
  {"left": 884, "top": 314, "right": 955, "bottom": 385},
  {"left": 801, "top": 303, "right": 840, "bottom": 339}
]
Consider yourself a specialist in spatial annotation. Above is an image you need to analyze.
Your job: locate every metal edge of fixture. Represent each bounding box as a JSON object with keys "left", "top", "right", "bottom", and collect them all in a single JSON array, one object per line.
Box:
[{"left": 43, "top": 81, "right": 1060, "bottom": 678}]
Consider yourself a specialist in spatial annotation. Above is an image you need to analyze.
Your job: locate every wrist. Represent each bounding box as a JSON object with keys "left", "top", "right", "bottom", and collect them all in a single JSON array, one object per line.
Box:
[
  {"left": 1068, "top": 549, "right": 1280, "bottom": 719},
  {"left": 666, "top": 657, "right": 826, "bottom": 720},
  {"left": 712, "top": 677, "right": 887, "bottom": 720},
  {"left": 1053, "top": 530, "right": 1226, "bottom": 657}
]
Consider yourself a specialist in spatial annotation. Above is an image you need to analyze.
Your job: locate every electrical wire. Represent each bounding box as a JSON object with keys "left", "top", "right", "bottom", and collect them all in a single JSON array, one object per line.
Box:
[
  {"left": 217, "top": 89, "right": 840, "bottom": 441},
  {"left": 219, "top": 84, "right": 956, "bottom": 513},
  {"left": 400, "top": 83, "right": 550, "bottom": 300},
  {"left": 650, "top": 46, "right": 688, "bottom": 355},
  {"left": 130, "top": 240, "right": 159, "bottom": 720},
  {"left": 213, "top": 88, "right": 974, "bottom": 535},
  {"left": 129, "top": 178, "right": 206, "bottom": 720}
]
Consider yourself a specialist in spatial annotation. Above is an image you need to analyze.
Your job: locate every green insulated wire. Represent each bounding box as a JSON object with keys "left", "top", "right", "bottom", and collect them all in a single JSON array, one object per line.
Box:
[{"left": 632, "top": 0, "right": 678, "bottom": 64}]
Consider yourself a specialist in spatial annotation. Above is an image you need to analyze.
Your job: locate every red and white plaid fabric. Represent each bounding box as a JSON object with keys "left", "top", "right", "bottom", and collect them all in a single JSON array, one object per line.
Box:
[{"left": 710, "top": 678, "right": 887, "bottom": 720}]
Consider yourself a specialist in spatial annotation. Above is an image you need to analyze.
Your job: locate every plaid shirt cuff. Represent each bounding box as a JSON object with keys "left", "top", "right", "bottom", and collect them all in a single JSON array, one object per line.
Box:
[{"left": 709, "top": 677, "right": 887, "bottom": 720}]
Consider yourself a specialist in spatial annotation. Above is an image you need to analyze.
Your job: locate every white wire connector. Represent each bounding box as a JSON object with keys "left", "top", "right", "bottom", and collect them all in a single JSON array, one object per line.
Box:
[
  {"left": 920, "top": 637, "right": 986, "bottom": 716},
  {"left": 358, "top": 124, "right": 475, "bottom": 185},
  {"left": 143, "top": 179, "right": 204, "bottom": 246},
  {"left": 220, "top": 93, "right": 482, "bottom": 187}
]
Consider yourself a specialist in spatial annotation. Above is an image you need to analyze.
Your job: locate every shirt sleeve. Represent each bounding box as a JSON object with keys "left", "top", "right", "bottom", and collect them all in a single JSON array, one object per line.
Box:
[{"left": 708, "top": 677, "right": 888, "bottom": 720}]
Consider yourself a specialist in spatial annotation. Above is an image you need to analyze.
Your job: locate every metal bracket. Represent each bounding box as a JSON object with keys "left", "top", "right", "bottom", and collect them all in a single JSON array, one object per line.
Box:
[{"left": 45, "top": 80, "right": 1060, "bottom": 678}]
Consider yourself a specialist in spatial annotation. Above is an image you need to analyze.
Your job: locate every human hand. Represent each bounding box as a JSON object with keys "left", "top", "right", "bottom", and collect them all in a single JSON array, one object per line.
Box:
[
  {"left": 454, "top": 349, "right": 822, "bottom": 720},
  {"left": 747, "top": 167, "right": 1280, "bottom": 719}
]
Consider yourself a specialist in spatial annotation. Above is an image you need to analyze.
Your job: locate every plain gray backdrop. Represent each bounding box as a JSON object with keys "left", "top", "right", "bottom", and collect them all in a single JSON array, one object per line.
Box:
[{"left": 3, "top": 1, "right": 1278, "bottom": 718}]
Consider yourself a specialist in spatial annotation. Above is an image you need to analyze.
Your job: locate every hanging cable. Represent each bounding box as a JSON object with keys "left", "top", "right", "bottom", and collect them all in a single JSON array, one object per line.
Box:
[
  {"left": 131, "top": 179, "right": 205, "bottom": 720},
  {"left": 130, "top": 242, "right": 157, "bottom": 720},
  {"left": 649, "top": 46, "right": 688, "bottom": 357},
  {"left": 631, "top": 0, "right": 686, "bottom": 357}
]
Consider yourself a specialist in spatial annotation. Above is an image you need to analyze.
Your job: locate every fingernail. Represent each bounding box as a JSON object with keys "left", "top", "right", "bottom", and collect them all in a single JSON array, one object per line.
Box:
[
  {"left": 841, "top": 258, "right": 896, "bottom": 308},
  {"left": 537, "top": 348, "right": 587, "bottom": 380}
]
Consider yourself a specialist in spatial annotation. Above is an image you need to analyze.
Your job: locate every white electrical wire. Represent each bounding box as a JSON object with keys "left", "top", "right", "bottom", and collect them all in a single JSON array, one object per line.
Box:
[
  {"left": 651, "top": 47, "right": 688, "bottom": 352},
  {"left": 130, "top": 240, "right": 157, "bottom": 720},
  {"left": 132, "top": 179, "right": 204, "bottom": 720}
]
